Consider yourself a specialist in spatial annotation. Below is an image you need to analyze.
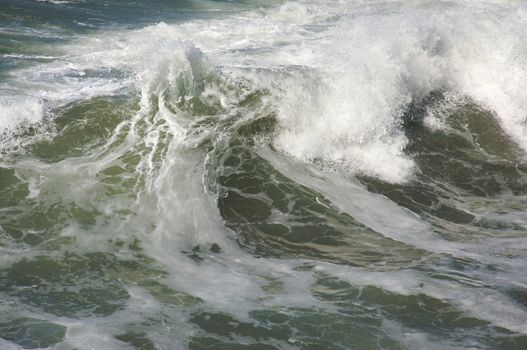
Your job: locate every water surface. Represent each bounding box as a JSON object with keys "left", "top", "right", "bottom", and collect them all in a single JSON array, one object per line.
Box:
[{"left": 1, "top": 0, "right": 527, "bottom": 349}]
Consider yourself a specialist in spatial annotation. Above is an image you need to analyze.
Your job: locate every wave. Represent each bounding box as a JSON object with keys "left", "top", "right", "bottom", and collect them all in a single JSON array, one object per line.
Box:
[{"left": 2, "top": 0, "right": 527, "bottom": 183}]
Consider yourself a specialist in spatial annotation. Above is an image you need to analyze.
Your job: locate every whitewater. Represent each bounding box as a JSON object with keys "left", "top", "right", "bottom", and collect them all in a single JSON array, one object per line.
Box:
[{"left": 0, "top": 0, "right": 526, "bottom": 349}]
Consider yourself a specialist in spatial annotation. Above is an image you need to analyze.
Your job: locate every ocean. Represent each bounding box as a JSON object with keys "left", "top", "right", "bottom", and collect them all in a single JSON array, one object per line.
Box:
[{"left": 0, "top": 0, "right": 526, "bottom": 348}]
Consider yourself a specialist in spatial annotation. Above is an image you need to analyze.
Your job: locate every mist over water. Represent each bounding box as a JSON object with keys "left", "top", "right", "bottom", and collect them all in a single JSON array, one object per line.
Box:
[{"left": 1, "top": 0, "right": 527, "bottom": 349}]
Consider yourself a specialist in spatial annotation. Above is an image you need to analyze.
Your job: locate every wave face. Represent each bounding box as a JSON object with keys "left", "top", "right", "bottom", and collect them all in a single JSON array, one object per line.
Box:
[{"left": 1, "top": 0, "right": 527, "bottom": 349}]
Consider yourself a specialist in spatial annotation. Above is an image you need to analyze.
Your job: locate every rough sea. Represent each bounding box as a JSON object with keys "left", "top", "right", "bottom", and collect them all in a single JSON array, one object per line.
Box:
[{"left": 1, "top": 0, "right": 527, "bottom": 349}]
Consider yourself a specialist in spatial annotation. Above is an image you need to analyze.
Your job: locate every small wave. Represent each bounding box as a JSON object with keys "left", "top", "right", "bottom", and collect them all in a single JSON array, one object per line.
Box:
[{"left": 34, "top": 0, "right": 72, "bottom": 4}]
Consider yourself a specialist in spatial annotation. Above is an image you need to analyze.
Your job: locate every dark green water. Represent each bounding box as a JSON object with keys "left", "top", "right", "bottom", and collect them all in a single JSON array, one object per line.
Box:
[{"left": 1, "top": 0, "right": 527, "bottom": 349}]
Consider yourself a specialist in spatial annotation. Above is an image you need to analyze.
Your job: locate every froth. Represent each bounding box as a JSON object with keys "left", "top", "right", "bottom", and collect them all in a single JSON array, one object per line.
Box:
[
  {"left": 0, "top": 97, "right": 44, "bottom": 133},
  {"left": 268, "top": 1, "right": 527, "bottom": 183}
]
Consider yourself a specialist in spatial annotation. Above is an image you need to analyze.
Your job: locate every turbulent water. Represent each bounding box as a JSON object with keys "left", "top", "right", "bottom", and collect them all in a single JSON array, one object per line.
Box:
[{"left": 1, "top": 0, "right": 527, "bottom": 349}]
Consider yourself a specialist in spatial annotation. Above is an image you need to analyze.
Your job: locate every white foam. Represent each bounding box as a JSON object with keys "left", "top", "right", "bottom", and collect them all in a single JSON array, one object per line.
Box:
[
  {"left": 0, "top": 97, "right": 44, "bottom": 133},
  {"left": 34, "top": 0, "right": 72, "bottom": 4},
  {"left": 267, "top": 1, "right": 527, "bottom": 183}
]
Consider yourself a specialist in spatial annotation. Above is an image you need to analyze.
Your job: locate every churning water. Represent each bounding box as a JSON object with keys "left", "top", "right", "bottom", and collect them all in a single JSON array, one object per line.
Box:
[{"left": 1, "top": 0, "right": 527, "bottom": 348}]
